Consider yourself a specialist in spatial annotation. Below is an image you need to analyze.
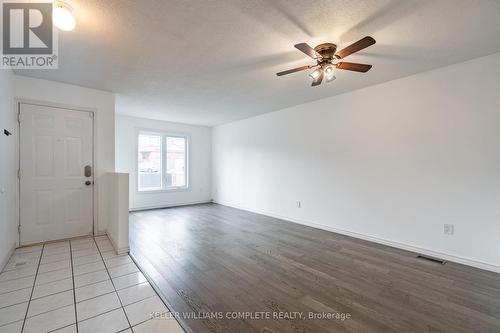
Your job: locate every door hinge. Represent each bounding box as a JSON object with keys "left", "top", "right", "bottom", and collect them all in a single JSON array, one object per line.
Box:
[
  {"left": 17, "top": 111, "right": 21, "bottom": 123},
  {"left": 17, "top": 169, "right": 20, "bottom": 179},
  {"left": 18, "top": 225, "right": 21, "bottom": 234},
  {"left": 89, "top": 112, "right": 94, "bottom": 118}
]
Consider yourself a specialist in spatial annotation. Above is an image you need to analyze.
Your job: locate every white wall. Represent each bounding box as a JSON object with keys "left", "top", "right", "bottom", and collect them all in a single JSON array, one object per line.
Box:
[
  {"left": 0, "top": 69, "right": 17, "bottom": 269},
  {"left": 14, "top": 76, "right": 115, "bottom": 234},
  {"left": 212, "top": 52, "right": 500, "bottom": 272},
  {"left": 115, "top": 115, "right": 211, "bottom": 210}
]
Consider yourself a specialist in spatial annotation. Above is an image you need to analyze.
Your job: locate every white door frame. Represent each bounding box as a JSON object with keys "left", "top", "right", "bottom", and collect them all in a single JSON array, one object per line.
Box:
[{"left": 16, "top": 98, "right": 98, "bottom": 245}]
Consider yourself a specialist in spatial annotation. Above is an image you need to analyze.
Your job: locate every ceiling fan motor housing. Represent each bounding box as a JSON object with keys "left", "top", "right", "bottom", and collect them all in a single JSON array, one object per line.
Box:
[{"left": 314, "top": 43, "right": 337, "bottom": 60}]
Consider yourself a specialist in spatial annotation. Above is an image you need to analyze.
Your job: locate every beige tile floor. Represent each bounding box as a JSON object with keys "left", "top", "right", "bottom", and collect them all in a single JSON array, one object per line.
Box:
[{"left": 0, "top": 236, "right": 184, "bottom": 333}]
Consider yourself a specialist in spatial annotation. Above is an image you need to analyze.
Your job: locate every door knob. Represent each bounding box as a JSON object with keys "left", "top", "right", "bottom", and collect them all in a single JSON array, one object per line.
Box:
[{"left": 85, "top": 181, "right": 92, "bottom": 186}]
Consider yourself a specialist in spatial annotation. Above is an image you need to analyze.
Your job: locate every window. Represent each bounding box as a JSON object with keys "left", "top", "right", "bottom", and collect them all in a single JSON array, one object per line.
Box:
[
  {"left": 138, "top": 132, "right": 188, "bottom": 191},
  {"left": 166, "top": 136, "right": 186, "bottom": 187},
  {"left": 138, "top": 134, "right": 162, "bottom": 191}
]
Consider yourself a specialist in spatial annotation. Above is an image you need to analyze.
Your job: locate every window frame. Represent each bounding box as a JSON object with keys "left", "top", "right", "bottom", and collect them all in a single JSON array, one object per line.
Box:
[{"left": 136, "top": 129, "right": 189, "bottom": 193}]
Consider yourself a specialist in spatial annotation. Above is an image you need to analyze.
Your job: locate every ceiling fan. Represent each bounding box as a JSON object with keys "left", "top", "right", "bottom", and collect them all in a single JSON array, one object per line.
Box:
[{"left": 276, "top": 36, "right": 376, "bottom": 86}]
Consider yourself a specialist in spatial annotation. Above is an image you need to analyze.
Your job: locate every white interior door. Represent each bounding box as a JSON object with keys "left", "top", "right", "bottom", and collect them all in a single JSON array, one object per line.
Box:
[{"left": 20, "top": 103, "right": 93, "bottom": 245}]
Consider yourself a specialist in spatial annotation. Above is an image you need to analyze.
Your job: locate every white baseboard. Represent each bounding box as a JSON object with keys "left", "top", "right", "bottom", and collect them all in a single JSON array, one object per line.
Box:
[
  {"left": 129, "top": 200, "right": 212, "bottom": 212},
  {"left": 0, "top": 242, "right": 17, "bottom": 272},
  {"left": 214, "top": 200, "right": 500, "bottom": 274}
]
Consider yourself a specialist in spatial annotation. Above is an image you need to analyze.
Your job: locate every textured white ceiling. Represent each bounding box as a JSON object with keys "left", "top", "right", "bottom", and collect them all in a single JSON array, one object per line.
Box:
[{"left": 16, "top": 0, "right": 500, "bottom": 126}]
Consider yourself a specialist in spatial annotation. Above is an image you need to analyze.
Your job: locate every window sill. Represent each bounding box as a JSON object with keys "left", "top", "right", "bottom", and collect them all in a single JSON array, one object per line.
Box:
[{"left": 137, "top": 187, "right": 190, "bottom": 194}]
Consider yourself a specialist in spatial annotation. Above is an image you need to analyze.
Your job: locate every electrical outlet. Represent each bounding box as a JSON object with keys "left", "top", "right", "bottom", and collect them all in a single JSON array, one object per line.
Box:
[
  {"left": 443, "top": 224, "right": 454, "bottom": 235},
  {"left": 296, "top": 201, "right": 301, "bottom": 208}
]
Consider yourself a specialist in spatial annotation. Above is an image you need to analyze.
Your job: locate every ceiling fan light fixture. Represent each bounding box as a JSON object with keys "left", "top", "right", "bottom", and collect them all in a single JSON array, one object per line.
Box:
[
  {"left": 324, "top": 64, "right": 336, "bottom": 82},
  {"left": 325, "top": 74, "right": 336, "bottom": 82},
  {"left": 309, "top": 68, "right": 322, "bottom": 80},
  {"left": 276, "top": 36, "right": 375, "bottom": 86},
  {"left": 53, "top": 2, "right": 76, "bottom": 31}
]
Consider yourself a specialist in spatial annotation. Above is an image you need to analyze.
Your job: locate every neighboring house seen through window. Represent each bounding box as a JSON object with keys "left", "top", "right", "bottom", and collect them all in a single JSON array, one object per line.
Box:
[{"left": 138, "top": 132, "right": 187, "bottom": 191}]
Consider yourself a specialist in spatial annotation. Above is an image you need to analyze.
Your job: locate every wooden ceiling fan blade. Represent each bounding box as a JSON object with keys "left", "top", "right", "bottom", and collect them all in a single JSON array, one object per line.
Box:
[
  {"left": 336, "top": 62, "right": 372, "bottom": 73},
  {"left": 311, "top": 70, "right": 323, "bottom": 86},
  {"left": 335, "top": 36, "right": 376, "bottom": 59},
  {"left": 276, "top": 65, "right": 312, "bottom": 76},
  {"left": 294, "top": 43, "right": 318, "bottom": 59}
]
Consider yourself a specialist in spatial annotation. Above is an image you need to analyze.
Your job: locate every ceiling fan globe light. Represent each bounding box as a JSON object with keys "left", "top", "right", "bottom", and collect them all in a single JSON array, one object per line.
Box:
[
  {"left": 326, "top": 74, "right": 336, "bottom": 82},
  {"left": 323, "top": 64, "right": 336, "bottom": 82},
  {"left": 309, "top": 68, "right": 322, "bottom": 80}
]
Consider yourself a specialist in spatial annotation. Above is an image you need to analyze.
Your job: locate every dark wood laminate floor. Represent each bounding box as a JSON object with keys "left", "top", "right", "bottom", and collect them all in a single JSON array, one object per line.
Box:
[{"left": 129, "top": 203, "right": 500, "bottom": 333}]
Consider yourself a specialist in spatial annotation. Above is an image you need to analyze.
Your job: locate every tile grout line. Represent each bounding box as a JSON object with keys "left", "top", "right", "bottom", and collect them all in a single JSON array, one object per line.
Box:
[
  {"left": 2, "top": 263, "right": 40, "bottom": 273},
  {"left": 0, "top": 285, "right": 33, "bottom": 297},
  {"left": 10, "top": 248, "right": 43, "bottom": 255},
  {"left": 0, "top": 273, "right": 37, "bottom": 283},
  {"left": 73, "top": 267, "right": 109, "bottom": 278},
  {"left": 75, "top": 288, "right": 156, "bottom": 312},
  {"left": 33, "top": 274, "right": 71, "bottom": 287},
  {"left": 76, "top": 306, "right": 123, "bottom": 326},
  {"left": 93, "top": 237, "right": 133, "bottom": 331},
  {"left": 111, "top": 269, "right": 141, "bottom": 280},
  {"left": 39, "top": 247, "right": 69, "bottom": 254},
  {"left": 72, "top": 258, "right": 104, "bottom": 268},
  {"left": 0, "top": 298, "right": 32, "bottom": 311},
  {"left": 47, "top": 322, "right": 74, "bottom": 333},
  {"left": 39, "top": 257, "right": 72, "bottom": 266},
  {"left": 104, "top": 267, "right": 139, "bottom": 279},
  {"left": 71, "top": 269, "right": 143, "bottom": 291},
  {"left": 75, "top": 290, "right": 115, "bottom": 304},
  {"left": 24, "top": 303, "right": 74, "bottom": 321},
  {"left": 128, "top": 317, "right": 153, "bottom": 329},
  {"left": 74, "top": 276, "right": 109, "bottom": 289},
  {"left": 35, "top": 263, "right": 73, "bottom": 275},
  {"left": 0, "top": 319, "right": 24, "bottom": 329},
  {"left": 20, "top": 243, "right": 45, "bottom": 333},
  {"left": 69, "top": 240, "right": 79, "bottom": 333},
  {"left": 30, "top": 285, "right": 73, "bottom": 302},
  {"left": 73, "top": 279, "right": 149, "bottom": 305},
  {"left": 105, "top": 259, "right": 139, "bottom": 272}
]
